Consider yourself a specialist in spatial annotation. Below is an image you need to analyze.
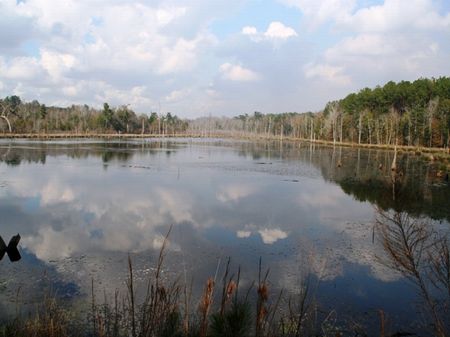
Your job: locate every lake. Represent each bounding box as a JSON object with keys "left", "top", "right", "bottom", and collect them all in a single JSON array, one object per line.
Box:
[{"left": 0, "top": 138, "right": 449, "bottom": 334}]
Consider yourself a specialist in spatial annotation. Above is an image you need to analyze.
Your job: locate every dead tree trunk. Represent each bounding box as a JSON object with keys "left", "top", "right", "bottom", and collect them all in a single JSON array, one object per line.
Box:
[
  {"left": 0, "top": 115, "right": 12, "bottom": 133},
  {"left": 358, "top": 113, "right": 362, "bottom": 144}
]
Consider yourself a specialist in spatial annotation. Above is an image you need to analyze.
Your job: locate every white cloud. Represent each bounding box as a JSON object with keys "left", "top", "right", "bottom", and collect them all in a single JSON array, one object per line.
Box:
[
  {"left": 281, "top": 0, "right": 450, "bottom": 32},
  {"left": 0, "top": 0, "right": 39, "bottom": 52},
  {"left": 216, "top": 184, "right": 258, "bottom": 202},
  {"left": 339, "top": 0, "right": 450, "bottom": 33},
  {"left": 152, "top": 234, "right": 167, "bottom": 250},
  {"left": 219, "top": 63, "right": 260, "bottom": 82},
  {"left": 0, "top": 56, "right": 42, "bottom": 80},
  {"left": 156, "top": 6, "right": 188, "bottom": 26},
  {"left": 165, "top": 88, "right": 191, "bottom": 103},
  {"left": 325, "top": 34, "right": 396, "bottom": 58},
  {"left": 158, "top": 37, "right": 201, "bottom": 74},
  {"left": 62, "top": 85, "right": 78, "bottom": 97},
  {"left": 23, "top": 226, "right": 83, "bottom": 260},
  {"left": 319, "top": 32, "right": 447, "bottom": 85},
  {"left": 280, "top": 0, "right": 356, "bottom": 28},
  {"left": 40, "top": 179, "right": 75, "bottom": 205},
  {"left": 280, "top": 0, "right": 450, "bottom": 96},
  {"left": 258, "top": 228, "right": 288, "bottom": 244},
  {"left": 41, "top": 49, "right": 77, "bottom": 81},
  {"left": 264, "top": 21, "right": 298, "bottom": 40},
  {"left": 298, "top": 187, "right": 341, "bottom": 208},
  {"left": 93, "top": 83, "right": 154, "bottom": 109},
  {"left": 155, "top": 188, "right": 194, "bottom": 224},
  {"left": 304, "top": 62, "right": 351, "bottom": 85},
  {"left": 11, "top": 168, "right": 193, "bottom": 260},
  {"left": 0, "top": 0, "right": 218, "bottom": 114},
  {"left": 242, "top": 26, "right": 258, "bottom": 36},
  {"left": 236, "top": 230, "right": 252, "bottom": 238},
  {"left": 241, "top": 21, "right": 297, "bottom": 42},
  {"left": 0, "top": 0, "right": 449, "bottom": 116}
]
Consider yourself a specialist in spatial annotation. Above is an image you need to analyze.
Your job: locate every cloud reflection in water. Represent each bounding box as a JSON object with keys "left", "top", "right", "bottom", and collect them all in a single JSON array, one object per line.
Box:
[{"left": 1, "top": 139, "right": 448, "bottom": 327}]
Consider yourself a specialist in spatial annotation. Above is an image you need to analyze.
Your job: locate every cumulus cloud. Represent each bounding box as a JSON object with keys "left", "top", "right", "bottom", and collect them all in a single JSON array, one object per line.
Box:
[
  {"left": 303, "top": 62, "right": 351, "bottom": 87},
  {"left": 216, "top": 184, "right": 258, "bottom": 202},
  {"left": 0, "top": 56, "right": 42, "bottom": 80},
  {"left": 40, "top": 180, "right": 75, "bottom": 205},
  {"left": 0, "top": 0, "right": 39, "bottom": 53},
  {"left": 338, "top": 0, "right": 450, "bottom": 33},
  {"left": 236, "top": 230, "right": 252, "bottom": 238},
  {"left": 40, "top": 49, "right": 77, "bottom": 81},
  {"left": 0, "top": 0, "right": 449, "bottom": 116},
  {"left": 13, "top": 179, "right": 192, "bottom": 260},
  {"left": 303, "top": 62, "right": 351, "bottom": 85},
  {"left": 325, "top": 34, "right": 396, "bottom": 58},
  {"left": 282, "top": 0, "right": 450, "bottom": 96},
  {"left": 241, "top": 21, "right": 297, "bottom": 41},
  {"left": 279, "top": 0, "right": 356, "bottom": 28},
  {"left": 94, "top": 84, "right": 154, "bottom": 109},
  {"left": 158, "top": 37, "right": 204, "bottom": 74},
  {"left": 317, "top": 34, "right": 446, "bottom": 88},
  {"left": 258, "top": 228, "right": 288, "bottom": 244},
  {"left": 0, "top": 0, "right": 216, "bottom": 114},
  {"left": 219, "top": 63, "right": 260, "bottom": 82},
  {"left": 264, "top": 21, "right": 298, "bottom": 39},
  {"left": 165, "top": 88, "right": 191, "bottom": 103},
  {"left": 281, "top": 0, "right": 450, "bottom": 32},
  {"left": 242, "top": 26, "right": 258, "bottom": 36},
  {"left": 24, "top": 225, "right": 84, "bottom": 260}
]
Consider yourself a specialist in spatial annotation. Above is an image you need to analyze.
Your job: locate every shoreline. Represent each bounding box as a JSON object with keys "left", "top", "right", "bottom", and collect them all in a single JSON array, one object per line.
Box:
[{"left": 1, "top": 132, "right": 449, "bottom": 159}]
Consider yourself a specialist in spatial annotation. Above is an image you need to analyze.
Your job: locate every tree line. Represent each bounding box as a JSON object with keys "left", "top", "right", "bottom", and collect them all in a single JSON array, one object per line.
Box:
[
  {"left": 0, "top": 98, "right": 188, "bottom": 135},
  {"left": 1, "top": 77, "right": 450, "bottom": 148},
  {"left": 190, "top": 77, "right": 450, "bottom": 148}
]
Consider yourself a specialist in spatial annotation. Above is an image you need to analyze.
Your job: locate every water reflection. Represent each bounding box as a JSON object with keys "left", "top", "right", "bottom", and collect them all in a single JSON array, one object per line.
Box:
[
  {"left": 375, "top": 208, "right": 450, "bottom": 335},
  {"left": 0, "top": 138, "right": 449, "bottom": 332}
]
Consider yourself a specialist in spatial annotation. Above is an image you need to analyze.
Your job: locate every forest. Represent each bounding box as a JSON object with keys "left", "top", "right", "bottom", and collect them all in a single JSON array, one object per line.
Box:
[
  {"left": 1, "top": 77, "right": 450, "bottom": 148},
  {"left": 0, "top": 99, "right": 188, "bottom": 135},
  {"left": 191, "top": 77, "right": 450, "bottom": 148}
]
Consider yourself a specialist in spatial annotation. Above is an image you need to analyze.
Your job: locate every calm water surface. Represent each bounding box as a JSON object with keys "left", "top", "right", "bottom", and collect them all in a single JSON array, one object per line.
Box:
[{"left": 0, "top": 138, "right": 449, "bottom": 333}]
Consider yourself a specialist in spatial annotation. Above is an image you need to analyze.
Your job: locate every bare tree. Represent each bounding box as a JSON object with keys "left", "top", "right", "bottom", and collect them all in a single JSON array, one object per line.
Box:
[
  {"left": 427, "top": 97, "right": 439, "bottom": 147},
  {"left": 325, "top": 101, "right": 340, "bottom": 145},
  {"left": 0, "top": 101, "right": 12, "bottom": 132}
]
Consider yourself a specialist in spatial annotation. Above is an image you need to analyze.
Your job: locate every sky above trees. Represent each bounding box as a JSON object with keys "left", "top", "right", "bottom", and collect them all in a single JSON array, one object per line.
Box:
[{"left": 0, "top": 0, "right": 449, "bottom": 117}]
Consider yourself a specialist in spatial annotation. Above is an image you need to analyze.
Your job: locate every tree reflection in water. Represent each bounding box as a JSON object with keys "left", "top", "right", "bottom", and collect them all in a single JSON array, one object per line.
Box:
[{"left": 375, "top": 209, "right": 450, "bottom": 336}]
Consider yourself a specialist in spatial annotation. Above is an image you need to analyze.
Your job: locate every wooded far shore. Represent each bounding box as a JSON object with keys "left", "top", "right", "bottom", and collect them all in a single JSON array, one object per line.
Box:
[
  {"left": 0, "top": 132, "right": 449, "bottom": 156},
  {"left": 1, "top": 77, "right": 450, "bottom": 151}
]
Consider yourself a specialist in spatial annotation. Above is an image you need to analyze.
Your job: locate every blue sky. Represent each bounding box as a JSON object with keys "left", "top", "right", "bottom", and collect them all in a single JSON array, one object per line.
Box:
[{"left": 0, "top": 0, "right": 449, "bottom": 117}]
